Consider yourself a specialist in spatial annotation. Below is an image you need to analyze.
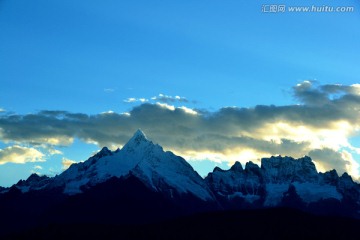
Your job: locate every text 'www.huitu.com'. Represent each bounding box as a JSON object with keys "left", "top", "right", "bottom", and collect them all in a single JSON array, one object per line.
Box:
[{"left": 261, "top": 5, "right": 355, "bottom": 13}]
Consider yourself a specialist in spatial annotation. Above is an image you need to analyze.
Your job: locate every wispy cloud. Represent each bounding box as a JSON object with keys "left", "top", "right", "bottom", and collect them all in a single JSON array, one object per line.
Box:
[
  {"left": 0, "top": 82, "right": 359, "bottom": 178},
  {"left": 151, "top": 94, "right": 188, "bottom": 103},
  {"left": 62, "top": 158, "right": 77, "bottom": 170},
  {"left": 101, "top": 110, "right": 115, "bottom": 114},
  {"left": 0, "top": 145, "right": 45, "bottom": 165},
  {"left": 104, "top": 88, "right": 115, "bottom": 93},
  {"left": 123, "top": 98, "right": 148, "bottom": 103},
  {"left": 48, "top": 148, "right": 63, "bottom": 155},
  {"left": 124, "top": 94, "right": 190, "bottom": 105}
]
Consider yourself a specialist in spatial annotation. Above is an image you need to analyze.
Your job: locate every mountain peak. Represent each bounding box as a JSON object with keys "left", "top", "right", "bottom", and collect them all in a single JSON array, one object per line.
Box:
[
  {"left": 121, "top": 129, "right": 155, "bottom": 153},
  {"left": 230, "top": 161, "right": 243, "bottom": 172},
  {"left": 92, "top": 146, "right": 113, "bottom": 160},
  {"left": 99, "top": 146, "right": 111, "bottom": 154},
  {"left": 130, "top": 129, "right": 147, "bottom": 143},
  {"left": 135, "top": 128, "right": 146, "bottom": 136},
  {"left": 122, "top": 129, "right": 150, "bottom": 147}
]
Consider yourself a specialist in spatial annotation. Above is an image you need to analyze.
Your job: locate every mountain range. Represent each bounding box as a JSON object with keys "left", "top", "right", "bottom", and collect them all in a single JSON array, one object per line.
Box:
[{"left": 1, "top": 130, "right": 360, "bottom": 239}]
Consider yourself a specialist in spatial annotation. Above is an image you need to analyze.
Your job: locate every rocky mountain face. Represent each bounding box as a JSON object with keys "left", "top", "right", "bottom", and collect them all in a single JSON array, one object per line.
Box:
[
  {"left": 205, "top": 155, "right": 360, "bottom": 217},
  {"left": 14, "top": 173, "right": 51, "bottom": 193},
  {"left": 1, "top": 130, "right": 360, "bottom": 236}
]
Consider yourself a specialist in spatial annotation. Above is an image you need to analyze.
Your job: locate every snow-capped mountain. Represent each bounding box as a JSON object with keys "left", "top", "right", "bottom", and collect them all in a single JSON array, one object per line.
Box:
[
  {"left": 2, "top": 130, "right": 360, "bottom": 219},
  {"left": 2, "top": 130, "right": 360, "bottom": 238},
  {"left": 43, "top": 129, "right": 215, "bottom": 201},
  {"left": 205, "top": 161, "right": 265, "bottom": 205},
  {"left": 205, "top": 155, "right": 360, "bottom": 212}
]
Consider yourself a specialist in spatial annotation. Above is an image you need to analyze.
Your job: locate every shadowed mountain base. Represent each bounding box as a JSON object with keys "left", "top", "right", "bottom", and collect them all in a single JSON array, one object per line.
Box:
[{"left": 5, "top": 208, "right": 360, "bottom": 240}]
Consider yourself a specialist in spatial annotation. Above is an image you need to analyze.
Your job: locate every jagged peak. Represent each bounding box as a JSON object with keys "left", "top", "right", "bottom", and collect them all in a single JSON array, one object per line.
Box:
[
  {"left": 99, "top": 146, "right": 111, "bottom": 153},
  {"left": 131, "top": 129, "right": 147, "bottom": 141},
  {"left": 337, "top": 172, "right": 357, "bottom": 191},
  {"left": 100, "top": 146, "right": 110, "bottom": 151},
  {"left": 84, "top": 147, "right": 113, "bottom": 165},
  {"left": 230, "top": 161, "right": 243, "bottom": 172},
  {"left": 94, "top": 146, "right": 113, "bottom": 158},
  {"left": 27, "top": 173, "right": 40, "bottom": 180},
  {"left": 245, "top": 161, "right": 260, "bottom": 171},
  {"left": 15, "top": 173, "right": 49, "bottom": 187},
  {"left": 29, "top": 173, "right": 49, "bottom": 180},
  {"left": 212, "top": 162, "right": 243, "bottom": 173},
  {"left": 261, "top": 155, "right": 316, "bottom": 168},
  {"left": 262, "top": 155, "right": 294, "bottom": 164},
  {"left": 122, "top": 129, "right": 153, "bottom": 151},
  {"left": 320, "top": 169, "right": 339, "bottom": 185},
  {"left": 323, "top": 169, "right": 339, "bottom": 177},
  {"left": 17, "top": 173, "right": 40, "bottom": 184},
  {"left": 213, "top": 166, "right": 226, "bottom": 172},
  {"left": 298, "top": 155, "right": 313, "bottom": 163},
  {"left": 340, "top": 172, "right": 354, "bottom": 182}
]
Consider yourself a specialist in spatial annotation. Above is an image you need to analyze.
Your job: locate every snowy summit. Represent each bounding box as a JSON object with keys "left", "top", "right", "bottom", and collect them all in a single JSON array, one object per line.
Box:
[{"left": 40, "top": 129, "right": 215, "bottom": 201}]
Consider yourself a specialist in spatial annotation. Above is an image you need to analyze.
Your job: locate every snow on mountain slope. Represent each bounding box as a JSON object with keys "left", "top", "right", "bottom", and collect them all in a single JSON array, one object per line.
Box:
[
  {"left": 205, "top": 162, "right": 245, "bottom": 193},
  {"left": 48, "top": 130, "right": 215, "bottom": 201},
  {"left": 261, "top": 156, "right": 318, "bottom": 183},
  {"left": 205, "top": 161, "right": 265, "bottom": 204},
  {"left": 206, "top": 155, "right": 357, "bottom": 207},
  {"left": 131, "top": 150, "right": 214, "bottom": 201},
  {"left": 3, "top": 130, "right": 360, "bottom": 214},
  {"left": 292, "top": 182, "right": 342, "bottom": 202}
]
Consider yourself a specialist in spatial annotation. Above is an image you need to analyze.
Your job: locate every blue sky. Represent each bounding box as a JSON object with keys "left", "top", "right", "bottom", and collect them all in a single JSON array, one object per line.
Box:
[{"left": 1, "top": 0, "right": 360, "bottom": 187}]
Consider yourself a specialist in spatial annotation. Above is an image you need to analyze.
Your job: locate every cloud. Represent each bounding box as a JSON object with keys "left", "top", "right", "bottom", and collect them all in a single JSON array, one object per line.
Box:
[
  {"left": 293, "top": 81, "right": 360, "bottom": 109},
  {"left": 48, "top": 148, "right": 63, "bottom": 155},
  {"left": 0, "top": 82, "right": 360, "bottom": 178},
  {"left": 36, "top": 144, "right": 63, "bottom": 155},
  {"left": 0, "top": 108, "right": 5, "bottom": 112},
  {"left": 308, "top": 148, "right": 360, "bottom": 179},
  {"left": 124, "top": 98, "right": 148, "bottom": 103},
  {"left": 151, "top": 94, "right": 188, "bottom": 103},
  {"left": 124, "top": 93, "right": 190, "bottom": 105},
  {"left": 62, "top": 158, "right": 77, "bottom": 170},
  {"left": 308, "top": 148, "right": 349, "bottom": 173},
  {"left": 178, "top": 106, "right": 198, "bottom": 115},
  {"left": 31, "top": 165, "right": 43, "bottom": 175},
  {"left": 101, "top": 110, "right": 115, "bottom": 114},
  {"left": 293, "top": 80, "right": 329, "bottom": 106},
  {"left": 104, "top": 88, "right": 115, "bottom": 93},
  {"left": 0, "top": 145, "right": 45, "bottom": 165}
]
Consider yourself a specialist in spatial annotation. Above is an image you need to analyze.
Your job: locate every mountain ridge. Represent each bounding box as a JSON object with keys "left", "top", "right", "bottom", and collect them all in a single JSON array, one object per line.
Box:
[
  {"left": 14, "top": 129, "right": 216, "bottom": 201},
  {"left": 2, "top": 129, "right": 359, "bottom": 209},
  {"left": 1, "top": 130, "right": 360, "bottom": 237}
]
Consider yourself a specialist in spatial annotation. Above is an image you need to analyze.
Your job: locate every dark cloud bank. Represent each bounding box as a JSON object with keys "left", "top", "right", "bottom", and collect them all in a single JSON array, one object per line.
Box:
[{"left": 0, "top": 82, "right": 359, "bottom": 177}]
